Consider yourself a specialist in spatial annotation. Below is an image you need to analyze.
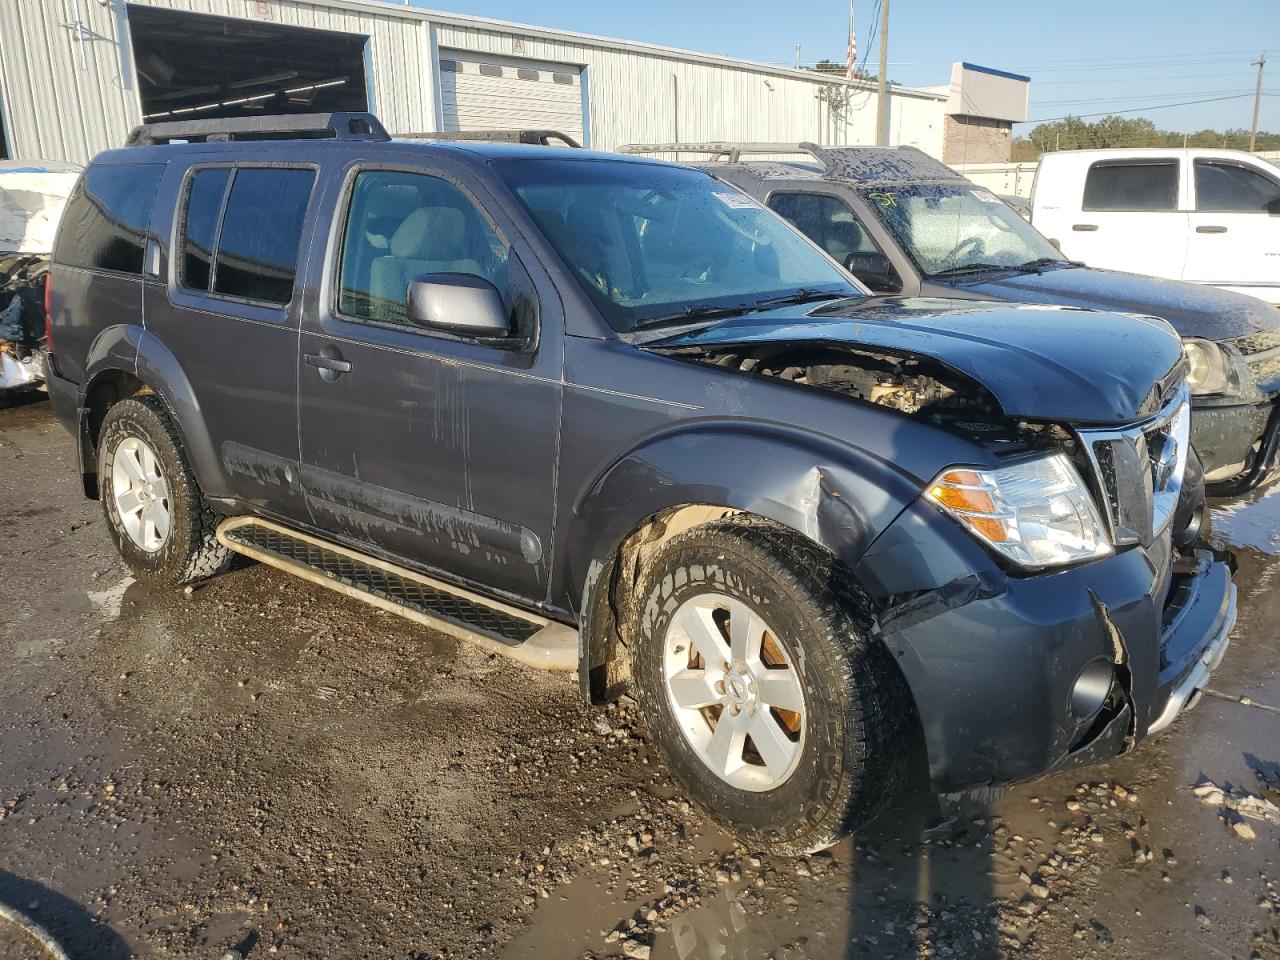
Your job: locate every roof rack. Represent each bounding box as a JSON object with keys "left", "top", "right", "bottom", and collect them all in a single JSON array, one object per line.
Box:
[
  {"left": 617, "top": 141, "right": 835, "bottom": 164},
  {"left": 617, "top": 141, "right": 930, "bottom": 165},
  {"left": 125, "top": 112, "right": 390, "bottom": 147},
  {"left": 397, "top": 129, "right": 582, "bottom": 149}
]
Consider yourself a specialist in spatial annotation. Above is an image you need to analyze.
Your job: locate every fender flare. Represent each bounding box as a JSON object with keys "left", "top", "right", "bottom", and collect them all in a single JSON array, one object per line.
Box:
[
  {"left": 80, "top": 328, "right": 231, "bottom": 500},
  {"left": 561, "top": 421, "right": 924, "bottom": 701}
]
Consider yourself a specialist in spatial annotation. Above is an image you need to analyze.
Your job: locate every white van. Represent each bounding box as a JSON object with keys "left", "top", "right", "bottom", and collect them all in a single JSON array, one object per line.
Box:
[{"left": 1031, "top": 148, "right": 1280, "bottom": 305}]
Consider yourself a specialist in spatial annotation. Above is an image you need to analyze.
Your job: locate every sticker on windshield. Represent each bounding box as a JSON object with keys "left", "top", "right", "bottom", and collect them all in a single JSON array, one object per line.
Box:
[
  {"left": 868, "top": 191, "right": 897, "bottom": 207},
  {"left": 970, "top": 189, "right": 1002, "bottom": 203},
  {"left": 713, "top": 191, "right": 758, "bottom": 209}
]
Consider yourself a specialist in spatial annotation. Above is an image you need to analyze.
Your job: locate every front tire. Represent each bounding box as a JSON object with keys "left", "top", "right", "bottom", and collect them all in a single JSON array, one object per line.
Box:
[
  {"left": 97, "top": 396, "right": 231, "bottom": 585},
  {"left": 631, "top": 517, "right": 911, "bottom": 854}
]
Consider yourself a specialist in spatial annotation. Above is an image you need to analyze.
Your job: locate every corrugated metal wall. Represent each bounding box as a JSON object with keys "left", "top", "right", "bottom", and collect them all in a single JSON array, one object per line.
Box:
[
  {"left": 434, "top": 22, "right": 944, "bottom": 156},
  {"left": 0, "top": 0, "right": 944, "bottom": 165}
]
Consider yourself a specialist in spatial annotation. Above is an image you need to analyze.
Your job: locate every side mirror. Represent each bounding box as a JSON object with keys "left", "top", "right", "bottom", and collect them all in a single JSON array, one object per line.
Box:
[
  {"left": 407, "top": 274, "right": 510, "bottom": 338},
  {"left": 843, "top": 252, "right": 902, "bottom": 294},
  {"left": 1048, "top": 237, "right": 1062, "bottom": 251}
]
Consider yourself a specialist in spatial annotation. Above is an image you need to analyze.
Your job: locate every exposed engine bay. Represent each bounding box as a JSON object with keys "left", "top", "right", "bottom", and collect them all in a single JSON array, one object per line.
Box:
[
  {"left": 660, "top": 341, "right": 1075, "bottom": 455},
  {"left": 0, "top": 253, "right": 49, "bottom": 392}
]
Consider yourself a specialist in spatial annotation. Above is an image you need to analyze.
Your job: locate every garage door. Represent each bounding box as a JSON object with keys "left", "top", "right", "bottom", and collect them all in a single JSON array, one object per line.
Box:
[
  {"left": 128, "top": 6, "right": 368, "bottom": 123},
  {"left": 439, "top": 52, "right": 585, "bottom": 144}
]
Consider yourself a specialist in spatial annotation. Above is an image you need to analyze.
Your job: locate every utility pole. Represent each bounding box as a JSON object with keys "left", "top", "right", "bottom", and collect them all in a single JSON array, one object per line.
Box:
[
  {"left": 795, "top": 43, "right": 801, "bottom": 70},
  {"left": 1250, "top": 52, "right": 1266, "bottom": 152},
  {"left": 874, "top": 0, "right": 890, "bottom": 145}
]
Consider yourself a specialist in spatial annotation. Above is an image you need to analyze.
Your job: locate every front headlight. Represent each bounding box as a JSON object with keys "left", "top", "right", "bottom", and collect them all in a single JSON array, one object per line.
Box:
[
  {"left": 926, "top": 452, "right": 1113, "bottom": 571},
  {"left": 1183, "top": 338, "right": 1230, "bottom": 395}
]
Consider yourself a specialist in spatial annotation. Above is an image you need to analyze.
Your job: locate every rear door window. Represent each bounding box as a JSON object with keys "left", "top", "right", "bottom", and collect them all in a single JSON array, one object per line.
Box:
[
  {"left": 212, "top": 168, "right": 315, "bottom": 305},
  {"left": 1194, "top": 160, "right": 1280, "bottom": 212},
  {"left": 180, "top": 167, "right": 231, "bottom": 292},
  {"left": 56, "top": 164, "right": 165, "bottom": 273},
  {"left": 1082, "top": 160, "right": 1179, "bottom": 211}
]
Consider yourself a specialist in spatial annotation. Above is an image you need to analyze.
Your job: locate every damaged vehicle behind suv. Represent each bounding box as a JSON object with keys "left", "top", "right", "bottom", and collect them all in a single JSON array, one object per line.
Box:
[
  {"left": 46, "top": 114, "right": 1235, "bottom": 854},
  {"left": 628, "top": 142, "right": 1280, "bottom": 496},
  {"left": 0, "top": 160, "right": 80, "bottom": 397}
]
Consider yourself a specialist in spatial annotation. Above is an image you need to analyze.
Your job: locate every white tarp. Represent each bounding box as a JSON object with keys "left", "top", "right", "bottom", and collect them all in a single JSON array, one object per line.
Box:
[{"left": 0, "top": 161, "right": 82, "bottom": 255}]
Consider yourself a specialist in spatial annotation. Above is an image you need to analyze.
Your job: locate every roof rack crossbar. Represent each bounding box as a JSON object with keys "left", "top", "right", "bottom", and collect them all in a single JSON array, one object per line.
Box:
[
  {"left": 617, "top": 141, "right": 836, "bottom": 165},
  {"left": 125, "top": 112, "right": 390, "bottom": 147},
  {"left": 396, "top": 129, "right": 582, "bottom": 149}
]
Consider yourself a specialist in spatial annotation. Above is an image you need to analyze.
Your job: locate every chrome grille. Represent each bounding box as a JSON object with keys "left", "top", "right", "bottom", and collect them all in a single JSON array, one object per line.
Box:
[{"left": 1077, "top": 384, "right": 1191, "bottom": 547}]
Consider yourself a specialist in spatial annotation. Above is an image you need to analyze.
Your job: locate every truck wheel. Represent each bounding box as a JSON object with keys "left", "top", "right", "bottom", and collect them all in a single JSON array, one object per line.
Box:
[
  {"left": 97, "top": 396, "right": 232, "bottom": 585},
  {"left": 631, "top": 516, "right": 911, "bottom": 854}
]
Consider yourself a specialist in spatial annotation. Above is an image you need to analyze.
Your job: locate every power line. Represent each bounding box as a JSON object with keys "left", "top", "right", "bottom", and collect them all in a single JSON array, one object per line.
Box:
[
  {"left": 1032, "top": 71, "right": 1257, "bottom": 87},
  {"left": 1034, "top": 87, "right": 1263, "bottom": 107},
  {"left": 1025, "top": 92, "right": 1268, "bottom": 124}
]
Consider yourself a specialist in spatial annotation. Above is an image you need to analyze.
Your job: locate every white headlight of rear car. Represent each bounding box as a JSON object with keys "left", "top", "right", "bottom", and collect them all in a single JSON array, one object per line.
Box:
[
  {"left": 926, "top": 452, "right": 1113, "bottom": 571},
  {"left": 1183, "top": 338, "right": 1230, "bottom": 395}
]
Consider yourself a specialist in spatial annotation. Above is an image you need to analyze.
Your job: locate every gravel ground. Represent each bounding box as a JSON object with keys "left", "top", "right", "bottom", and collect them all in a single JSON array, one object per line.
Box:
[{"left": 1, "top": 393, "right": 1278, "bottom": 960}]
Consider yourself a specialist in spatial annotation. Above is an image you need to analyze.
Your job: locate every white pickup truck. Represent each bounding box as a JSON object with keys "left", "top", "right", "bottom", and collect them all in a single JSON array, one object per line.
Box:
[{"left": 1031, "top": 148, "right": 1280, "bottom": 305}]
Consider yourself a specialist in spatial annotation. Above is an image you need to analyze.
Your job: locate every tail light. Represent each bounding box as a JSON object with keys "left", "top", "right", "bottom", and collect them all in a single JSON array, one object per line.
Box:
[{"left": 43, "top": 273, "right": 54, "bottom": 352}]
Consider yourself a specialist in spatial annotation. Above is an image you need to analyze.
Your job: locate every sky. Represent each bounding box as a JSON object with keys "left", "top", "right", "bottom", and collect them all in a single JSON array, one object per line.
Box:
[{"left": 401, "top": 0, "right": 1278, "bottom": 137}]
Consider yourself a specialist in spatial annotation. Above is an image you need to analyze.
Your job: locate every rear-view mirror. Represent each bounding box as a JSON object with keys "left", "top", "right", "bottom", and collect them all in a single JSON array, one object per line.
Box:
[{"left": 843, "top": 252, "right": 902, "bottom": 294}]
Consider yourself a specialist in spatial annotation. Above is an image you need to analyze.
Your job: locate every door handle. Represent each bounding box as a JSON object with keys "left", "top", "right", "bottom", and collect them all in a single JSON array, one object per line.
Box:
[
  {"left": 1072, "top": 223, "right": 1098, "bottom": 232},
  {"left": 304, "top": 354, "right": 352, "bottom": 373},
  {"left": 1196, "top": 225, "right": 1228, "bottom": 234},
  {"left": 304, "top": 352, "right": 352, "bottom": 383}
]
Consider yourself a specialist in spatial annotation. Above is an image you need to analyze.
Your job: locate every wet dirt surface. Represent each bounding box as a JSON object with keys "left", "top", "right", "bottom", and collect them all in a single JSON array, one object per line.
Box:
[{"left": 1, "top": 394, "right": 1278, "bottom": 960}]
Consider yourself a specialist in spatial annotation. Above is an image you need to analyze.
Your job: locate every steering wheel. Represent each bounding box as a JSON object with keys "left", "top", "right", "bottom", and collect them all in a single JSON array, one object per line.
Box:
[
  {"left": 680, "top": 257, "right": 717, "bottom": 284},
  {"left": 942, "top": 235, "right": 986, "bottom": 266}
]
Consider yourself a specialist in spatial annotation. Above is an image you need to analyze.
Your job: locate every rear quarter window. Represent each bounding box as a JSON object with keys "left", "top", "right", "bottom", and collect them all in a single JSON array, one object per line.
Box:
[
  {"left": 55, "top": 163, "right": 165, "bottom": 273},
  {"left": 1082, "top": 160, "right": 1179, "bottom": 212}
]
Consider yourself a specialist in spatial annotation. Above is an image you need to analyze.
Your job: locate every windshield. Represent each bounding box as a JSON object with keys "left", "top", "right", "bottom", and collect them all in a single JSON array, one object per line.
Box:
[
  {"left": 865, "top": 183, "right": 1064, "bottom": 277},
  {"left": 497, "top": 159, "right": 857, "bottom": 333}
]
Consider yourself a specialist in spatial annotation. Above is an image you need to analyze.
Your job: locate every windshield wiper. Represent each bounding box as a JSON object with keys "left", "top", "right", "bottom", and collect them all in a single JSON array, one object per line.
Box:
[
  {"left": 1012, "top": 257, "right": 1077, "bottom": 273},
  {"left": 928, "top": 262, "right": 1013, "bottom": 279},
  {"left": 752, "top": 288, "right": 850, "bottom": 308},
  {"left": 632, "top": 303, "right": 754, "bottom": 331}
]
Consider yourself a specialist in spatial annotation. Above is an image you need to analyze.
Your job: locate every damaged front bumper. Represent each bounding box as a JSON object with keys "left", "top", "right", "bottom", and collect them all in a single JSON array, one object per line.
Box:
[{"left": 854, "top": 500, "right": 1236, "bottom": 794}]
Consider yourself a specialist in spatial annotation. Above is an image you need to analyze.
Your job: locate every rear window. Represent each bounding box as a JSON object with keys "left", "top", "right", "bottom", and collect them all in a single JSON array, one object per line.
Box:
[
  {"left": 55, "top": 164, "right": 164, "bottom": 273},
  {"left": 213, "top": 168, "right": 314, "bottom": 305},
  {"left": 1194, "top": 160, "right": 1280, "bottom": 212},
  {"left": 1083, "top": 160, "right": 1179, "bottom": 212},
  {"left": 175, "top": 166, "right": 315, "bottom": 306},
  {"left": 180, "top": 167, "right": 231, "bottom": 292}
]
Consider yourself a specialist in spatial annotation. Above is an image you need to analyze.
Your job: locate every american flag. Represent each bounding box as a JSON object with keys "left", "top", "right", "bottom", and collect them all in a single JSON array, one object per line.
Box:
[{"left": 845, "top": 0, "right": 858, "bottom": 79}]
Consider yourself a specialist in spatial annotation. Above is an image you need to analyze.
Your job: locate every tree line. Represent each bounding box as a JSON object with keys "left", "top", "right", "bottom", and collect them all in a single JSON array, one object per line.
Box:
[{"left": 1012, "top": 115, "right": 1280, "bottom": 160}]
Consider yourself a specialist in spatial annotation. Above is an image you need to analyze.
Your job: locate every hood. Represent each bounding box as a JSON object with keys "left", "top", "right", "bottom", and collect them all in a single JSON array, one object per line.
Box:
[
  {"left": 655, "top": 297, "right": 1185, "bottom": 425},
  {"left": 952, "top": 265, "right": 1279, "bottom": 341}
]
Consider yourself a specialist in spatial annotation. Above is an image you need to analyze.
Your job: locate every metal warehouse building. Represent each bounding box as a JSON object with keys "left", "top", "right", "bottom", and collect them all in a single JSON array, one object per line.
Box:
[{"left": 0, "top": 0, "right": 965, "bottom": 165}]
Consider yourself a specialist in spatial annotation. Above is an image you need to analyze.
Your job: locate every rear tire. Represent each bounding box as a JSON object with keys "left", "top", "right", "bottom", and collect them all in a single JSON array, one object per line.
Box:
[
  {"left": 97, "top": 396, "right": 231, "bottom": 585},
  {"left": 630, "top": 516, "right": 912, "bottom": 854}
]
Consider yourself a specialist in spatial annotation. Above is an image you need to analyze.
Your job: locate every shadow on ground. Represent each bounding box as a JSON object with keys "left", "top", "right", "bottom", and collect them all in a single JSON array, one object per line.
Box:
[{"left": 0, "top": 869, "right": 133, "bottom": 959}]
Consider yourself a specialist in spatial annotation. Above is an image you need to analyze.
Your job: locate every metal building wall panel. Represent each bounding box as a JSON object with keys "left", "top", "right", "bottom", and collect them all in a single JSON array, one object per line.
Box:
[
  {"left": 0, "top": 0, "right": 945, "bottom": 165},
  {"left": 0, "top": 0, "right": 434, "bottom": 163},
  {"left": 432, "top": 22, "right": 944, "bottom": 157}
]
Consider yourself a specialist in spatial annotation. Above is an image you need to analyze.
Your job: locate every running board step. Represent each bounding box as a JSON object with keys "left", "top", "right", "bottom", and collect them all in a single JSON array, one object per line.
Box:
[{"left": 216, "top": 517, "right": 576, "bottom": 671}]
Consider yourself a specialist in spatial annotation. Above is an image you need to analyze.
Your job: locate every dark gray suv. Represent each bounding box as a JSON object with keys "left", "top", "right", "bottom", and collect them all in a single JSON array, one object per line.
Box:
[{"left": 44, "top": 114, "right": 1235, "bottom": 854}]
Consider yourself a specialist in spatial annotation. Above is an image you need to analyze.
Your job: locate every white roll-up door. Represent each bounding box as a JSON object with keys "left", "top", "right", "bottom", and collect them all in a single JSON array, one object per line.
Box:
[{"left": 439, "top": 51, "right": 585, "bottom": 144}]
